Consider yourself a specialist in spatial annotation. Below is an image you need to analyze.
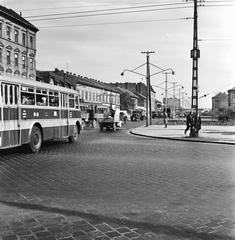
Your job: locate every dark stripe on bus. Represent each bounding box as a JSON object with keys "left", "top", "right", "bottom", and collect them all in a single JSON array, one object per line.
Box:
[{"left": 1, "top": 108, "right": 81, "bottom": 121}]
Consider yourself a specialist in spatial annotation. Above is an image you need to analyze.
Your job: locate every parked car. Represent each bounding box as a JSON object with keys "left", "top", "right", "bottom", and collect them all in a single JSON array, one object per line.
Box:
[
  {"left": 218, "top": 114, "right": 229, "bottom": 123},
  {"left": 131, "top": 113, "right": 140, "bottom": 121}
]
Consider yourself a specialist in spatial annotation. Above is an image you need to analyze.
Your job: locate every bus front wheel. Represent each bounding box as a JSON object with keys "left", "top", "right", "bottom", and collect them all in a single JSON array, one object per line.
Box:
[
  {"left": 27, "top": 126, "right": 42, "bottom": 153},
  {"left": 68, "top": 124, "right": 79, "bottom": 143}
]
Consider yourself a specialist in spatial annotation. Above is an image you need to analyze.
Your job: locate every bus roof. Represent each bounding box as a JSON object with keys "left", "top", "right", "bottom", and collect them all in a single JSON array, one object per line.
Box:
[{"left": 0, "top": 75, "right": 78, "bottom": 95}]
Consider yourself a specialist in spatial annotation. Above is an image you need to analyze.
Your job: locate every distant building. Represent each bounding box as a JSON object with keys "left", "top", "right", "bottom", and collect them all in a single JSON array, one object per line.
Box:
[
  {"left": 228, "top": 87, "right": 235, "bottom": 118},
  {"left": 212, "top": 92, "right": 228, "bottom": 113},
  {"left": 112, "top": 86, "right": 139, "bottom": 112},
  {"left": 107, "top": 82, "right": 155, "bottom": 112},
  {"left": 0, "top": 5, "right": 39, "bottom": 80}
]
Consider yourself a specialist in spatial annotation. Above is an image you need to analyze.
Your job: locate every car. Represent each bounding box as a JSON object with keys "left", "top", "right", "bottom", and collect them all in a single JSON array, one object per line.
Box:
[{"left": 131, "top": 113, "right": 140, "bottom": 121}]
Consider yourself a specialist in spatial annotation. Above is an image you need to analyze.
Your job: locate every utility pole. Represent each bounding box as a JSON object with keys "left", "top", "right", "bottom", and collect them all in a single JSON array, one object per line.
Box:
[
  {"left": 164, "top": 73, "right": 168, "bottom": 111},
  {"left": 190, "top": 0, "right": 200, "bottom": 136},
  {"left": 141, "top": 51, "right": 154, "bottom": 126},
  {"left": 171, "top": 81, "right": 177, "bottom": 118}
]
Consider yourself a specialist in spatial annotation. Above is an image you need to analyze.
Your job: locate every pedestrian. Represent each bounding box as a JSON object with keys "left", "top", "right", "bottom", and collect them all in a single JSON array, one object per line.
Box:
[
  {"left": 184, "top": 111, "right": 192, "bottom": 134},
  {"left": 163, "top": 110, "right": 168, "bottom": 128},
  {"left": 124, "top": 115, "right": 127, "bottom": 124}
]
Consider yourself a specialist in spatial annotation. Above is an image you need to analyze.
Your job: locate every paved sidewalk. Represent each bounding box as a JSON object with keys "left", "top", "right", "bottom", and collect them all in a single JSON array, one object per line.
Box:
[{"left": 130, "top": 124, "right": 235, "bottom": 145}]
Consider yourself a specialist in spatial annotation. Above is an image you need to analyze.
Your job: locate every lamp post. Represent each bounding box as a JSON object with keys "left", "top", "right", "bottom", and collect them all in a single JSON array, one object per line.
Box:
[
  {"left": 163, "top": 71, "right": 175, "bottom": 116},
  {"left": 170, "top": 82, "right": 184, "bottom": 119},
  {"left": 121, "top": 54, "right": 174, "bottom": 126},
  {"left": 154, "top": 82, "right": 182, "bottom": 119}
]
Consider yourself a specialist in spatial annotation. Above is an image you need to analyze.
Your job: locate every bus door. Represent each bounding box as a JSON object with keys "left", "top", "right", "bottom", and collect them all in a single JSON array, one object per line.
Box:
[
  {"left": 60, "top": 93, "right": 69, "bottom": 137},
  {"left": 0, "top": 83, "right": 20, "bottom": 148}
]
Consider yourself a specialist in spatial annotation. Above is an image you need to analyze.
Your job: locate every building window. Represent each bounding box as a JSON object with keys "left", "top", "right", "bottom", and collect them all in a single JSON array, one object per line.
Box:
[
  {"left": 22, "top": 33, "right": 26, "bottom": 46},
  {"left": 6, "top": 26, "right": 11, "bottom": 40},
  {"left": 15, "top": 53, "right": 19, "bottom": 67},
  {"left": 22, "top": 55, "right": 26, "bottom": 68},
  {"left": 15, "top": 30, "right": 19, "bottom": 43},
  {"left": 233, "top": 94, "right": 235, "bottom": 101},
  {"left": 89, "top": 92, "right": 91, "bottom": 101},
  {"left": 7, "top": 51, "right": 11, "bottom": 65},
  {"left": 29, "top": 58, "right": 33, "bottom": 69},
  {"left": 30, "top": 36, "right": 34, "bottom": 48}
]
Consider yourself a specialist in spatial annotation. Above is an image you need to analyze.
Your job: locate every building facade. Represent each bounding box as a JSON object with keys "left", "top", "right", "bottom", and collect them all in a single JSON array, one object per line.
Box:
[
  {"left": 228, "top": 87, "right": 235, "bottom": 118},
  {"left": 0, "top": 5, "right": 39, "bottom": 80},
  {"left": 107, "top": 82, "right": 155, "bottom": 112},
  {"left": 212, "top": 92, "right": 228, "bottom": 113},
  {"left": 38, "top": 68, "right": 120, "bottom": 113}
]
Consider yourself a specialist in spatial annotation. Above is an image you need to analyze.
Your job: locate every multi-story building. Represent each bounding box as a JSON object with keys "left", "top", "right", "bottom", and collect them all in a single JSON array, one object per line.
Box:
[
  {"left": 38, "top": 68, "right": 120, "bottom": 113},
  {"left": 0, "top": 5, "right": 39, "bottom": 80}
]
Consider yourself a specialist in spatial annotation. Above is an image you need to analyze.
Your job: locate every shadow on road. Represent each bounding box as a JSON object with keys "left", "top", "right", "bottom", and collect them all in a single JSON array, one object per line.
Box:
[{"left": 0, "top": 199, "right": 228, "bottom": 240}]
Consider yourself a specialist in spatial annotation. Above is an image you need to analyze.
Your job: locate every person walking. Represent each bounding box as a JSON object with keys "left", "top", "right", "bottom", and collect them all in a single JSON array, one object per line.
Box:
[
  {"left": 184, "top": 111, "right": 192, "bottom": 134},
  {"left": 163, "top": 110, "right": 168, "bottom": 128}
]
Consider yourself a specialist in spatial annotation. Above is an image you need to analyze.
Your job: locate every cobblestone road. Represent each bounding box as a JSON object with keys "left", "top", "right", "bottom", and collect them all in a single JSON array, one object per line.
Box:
[{"left": 0, "top": 126, "right": 235, "bottom": 240}]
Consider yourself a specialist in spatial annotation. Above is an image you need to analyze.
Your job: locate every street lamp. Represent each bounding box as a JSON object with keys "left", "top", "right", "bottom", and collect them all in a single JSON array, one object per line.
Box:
[
  {"left": 121, "top": 63, "right": 174, "bottom": 126},
  {"left": 159, "top": 83, "right": 183, "bottom": 119},
  {"left": 162, "top": 71, "right": 175, "bottom": 115}
]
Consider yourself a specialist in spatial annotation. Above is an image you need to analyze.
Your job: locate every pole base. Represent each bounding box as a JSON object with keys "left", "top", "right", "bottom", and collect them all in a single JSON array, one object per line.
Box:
[{"left": 190, "top": 131, "right": 199, "bottom": 138}]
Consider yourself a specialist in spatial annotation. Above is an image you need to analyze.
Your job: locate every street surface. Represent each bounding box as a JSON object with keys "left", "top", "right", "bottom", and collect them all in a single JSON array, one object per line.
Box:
[{"left": 0, "top": 121, "right": 235, "bottom": 240}]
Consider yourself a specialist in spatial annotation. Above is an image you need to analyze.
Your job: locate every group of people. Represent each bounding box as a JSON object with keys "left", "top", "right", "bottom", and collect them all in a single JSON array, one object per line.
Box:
[
  {"left": 162, "top": 110, "right": 201, "bottom": 136},
  {"left": 184, "top": 111, "right": 201, "bottom": 136}
]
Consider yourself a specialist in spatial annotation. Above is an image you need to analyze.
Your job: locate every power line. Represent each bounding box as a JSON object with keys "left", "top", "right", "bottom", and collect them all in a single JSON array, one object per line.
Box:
[
  {"left": 37, "top": 17, "right": 185, "bottom": 29},
  {"left": 26, "top": 3, "right": 194, "bottom": 22},
  {"left": 15, "top": 1, "right": 180, "bottom": 12},
  {"left": 26, "top": 2, "right": 191, "bottom": 19},
  {"left": 199, "top": 39, "right": 235, "bottom": 41},
  {"left": 199, "top": 82, "right": 235, "bottom": 98},
  {"left": 24, "top": 1, "right": 235, "bottom": 22}
]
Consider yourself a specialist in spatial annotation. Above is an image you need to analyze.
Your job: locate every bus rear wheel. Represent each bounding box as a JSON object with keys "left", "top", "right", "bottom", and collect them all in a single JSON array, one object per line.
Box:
[
  {"left": 27, "top": 126, "right": 42, "bottom": 153},
  {"left": 68, "top": 124, "right": 79, "bottom": 143}
]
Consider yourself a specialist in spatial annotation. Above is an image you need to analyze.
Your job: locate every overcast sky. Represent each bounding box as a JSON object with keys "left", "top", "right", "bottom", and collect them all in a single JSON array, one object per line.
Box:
[{"left": 2, "top": 0, "right": 235, "bottom": 108}]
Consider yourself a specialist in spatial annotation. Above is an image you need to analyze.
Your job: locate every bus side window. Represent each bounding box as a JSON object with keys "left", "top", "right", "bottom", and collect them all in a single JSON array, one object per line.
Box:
[
  {"left": 61, "top": 93, "right": 68, "bottom": 108},
  {"left": 36, "top": 94, "right": 47, "bottom": 106},
  {"left": 9, "top": 85, "right": 13, "bottom": 105},
  {"left": 14, "top": 86, "right": 18, "bottom": 104},
  {"left": 21, "top": 93, "right": 35, "bottom": 105},
  {"left": 49, "top": 96, "right": 58, "bottom": 106},
  {"left": 4, "top": 85, "right": 8, "bottom": 104},
  {"left": 75, "top": 96, "right": 79, "bottom": 109},
  {"left": 49, "top": 92, "right": 59, "bottom": 107},
  {"left": 69, "top": 94, "right": 74, "bottom": 108}
]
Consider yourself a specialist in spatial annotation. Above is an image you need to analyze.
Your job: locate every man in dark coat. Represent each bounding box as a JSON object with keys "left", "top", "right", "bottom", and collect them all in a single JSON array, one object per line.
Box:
[{"left": 184, "top": 112, "right": 192, "bottom": 134}]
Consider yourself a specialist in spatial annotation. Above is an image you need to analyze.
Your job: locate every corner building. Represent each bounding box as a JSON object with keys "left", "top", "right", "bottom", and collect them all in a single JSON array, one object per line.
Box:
[{"left": 0, "top": 5, "right": 39, "bottom": 80}]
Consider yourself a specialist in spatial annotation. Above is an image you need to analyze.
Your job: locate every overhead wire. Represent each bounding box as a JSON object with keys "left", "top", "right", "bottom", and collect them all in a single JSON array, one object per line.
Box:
[
  {"left": 37, "top": 17, "right": 185, "bottom": 29},
  {"left": 25, "top": 2, "right": 192, "bottom": 19},
  {"left": 21, "top": 0, "right": 235, "bottom": 30},
  {"left": 27, "top": 6, "right": 194, "bottom": 22},
  {"left": 199, "top": 82, "right": 235, "bottom": 98}
]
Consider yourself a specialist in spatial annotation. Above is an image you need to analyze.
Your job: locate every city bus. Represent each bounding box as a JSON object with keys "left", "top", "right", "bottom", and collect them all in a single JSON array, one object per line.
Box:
[{"left": 0, "top": 75, "right": 82, "bottom": 153}]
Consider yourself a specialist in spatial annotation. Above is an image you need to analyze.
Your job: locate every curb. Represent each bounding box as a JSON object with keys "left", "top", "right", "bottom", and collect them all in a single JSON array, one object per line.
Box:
[{"left": 129, "top": 131, "right": 235, "bottom": 145}]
